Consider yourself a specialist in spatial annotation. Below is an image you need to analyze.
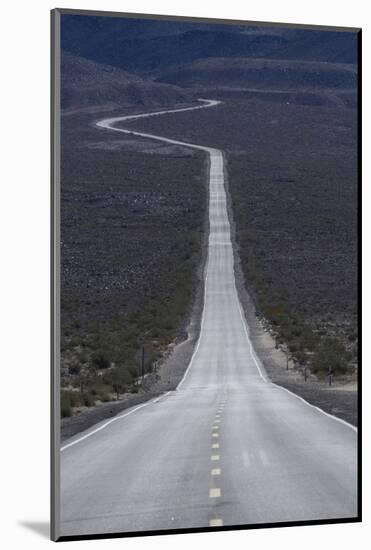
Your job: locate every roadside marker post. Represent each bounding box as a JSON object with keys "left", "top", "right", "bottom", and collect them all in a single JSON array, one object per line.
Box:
[{"left": 328, "top": 366, "right": 333, "bottom": 387}]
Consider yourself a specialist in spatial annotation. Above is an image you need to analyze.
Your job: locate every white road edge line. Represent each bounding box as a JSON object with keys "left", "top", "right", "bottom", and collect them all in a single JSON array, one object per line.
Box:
[
  {"left": 61, "top": 391, "right": 171, "bottom": 452},
  {"left": 176, "top": 268, "right": 209, "bottom": 391},
  {"left": 273, "top": 383, "right": 358, "bottom": 432},
  {"left": 236, "top": 298, "right": 267, "bottom": 383}
]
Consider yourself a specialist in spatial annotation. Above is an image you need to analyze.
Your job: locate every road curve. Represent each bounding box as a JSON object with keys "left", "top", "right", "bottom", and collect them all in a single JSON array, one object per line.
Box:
[{"left": 59, "top": 99, "right": 357, "bottom": 538}]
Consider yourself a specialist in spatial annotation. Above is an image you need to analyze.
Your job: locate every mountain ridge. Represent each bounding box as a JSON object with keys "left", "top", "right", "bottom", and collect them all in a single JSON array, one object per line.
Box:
[{"left": 61, "top": 51, "right": 193, "bottom": 110}]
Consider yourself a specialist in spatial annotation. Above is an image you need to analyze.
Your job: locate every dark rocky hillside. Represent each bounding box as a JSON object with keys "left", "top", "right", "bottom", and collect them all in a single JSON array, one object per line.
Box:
[
  {"left": 155, "top": 57, "right": 357, "bottom": 108},
  {"left": 61, "top": 52, "right": 193, "bottom": 110},
  {"left": 156, "top": 57, "right": 357, "bottom": 91},
  {"left": 61, "top": 14, "right": 358, "bottom": 73}
]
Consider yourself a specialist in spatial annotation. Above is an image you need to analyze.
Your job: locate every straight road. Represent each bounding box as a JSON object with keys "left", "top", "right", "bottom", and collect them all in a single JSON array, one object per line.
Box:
[{"left": 59, "top": 99, "right": 357, "bottom": 538}]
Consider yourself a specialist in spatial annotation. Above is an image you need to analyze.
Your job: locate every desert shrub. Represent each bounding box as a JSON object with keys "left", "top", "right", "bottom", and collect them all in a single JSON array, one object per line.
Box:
[
  {"left": 291, "top": 325, "right": 302, "bottom": 338},
  {"left": 348, "top": 331, "right": 357, "bottom": 342},
  {"left": 77, "top": 349, "right": 89, "bottom": 364},
  {"left": 70, "top": 335, "right": 83, "bottom": 347},
  {"left": 100, "top": 393, "right": 113, "bottom": 402},
  {"left": 311, "top": 338, "right": 349, "bottom": 375},
  {"left": 113, "top": 366, "right": 133, "bottom": 386},
  {"left": 299, "top": 325, "right": 319, "bottom": 351},
  {"left": 69, "top": 363, "right": 81, "bottom": 376},
  {"left": 82, "top": 393, "right": 95, "bottom": 407},
  {"left": 292, "top": 349, "right": 307, "bottom": 365},
  {"left": 61, "top": 390, "right": 81, "bottom": 417},
  {"left": 264, "top": 303, "right": 287, "bottom": 326},
  {"left": 68, "top": 390, "right": 81, "bottom": 407},
  {"left": 128, "top": 363, "right": 138, "bottom": 378},
  {"left": 162, "top": 318, "right": 174, "bottom": 331},
  {"left": 89, "top": 383, "right": 111, "bottom": 398},
  {"left": 288, "top": 341, "right": 299, "bottom": 354},
  {"left": 61, "top": 392, "right": 72, "bottom": 418},
  {"left": 91, "top": 350, "right": 110, "bottom": 369},
  {"left": 102, "top": 365, "right": 133, "bottom": 396}
]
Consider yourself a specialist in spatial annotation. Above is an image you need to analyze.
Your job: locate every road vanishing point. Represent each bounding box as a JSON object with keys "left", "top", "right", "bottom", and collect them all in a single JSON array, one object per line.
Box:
[{"left": 59, "top": 99, "right": 357, "bottom": 537}]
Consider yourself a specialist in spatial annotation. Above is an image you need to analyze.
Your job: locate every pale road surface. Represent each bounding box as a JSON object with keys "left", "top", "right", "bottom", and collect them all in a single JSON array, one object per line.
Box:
[{"left": 59, "top": 100, "right": 357, "bottom": 537}]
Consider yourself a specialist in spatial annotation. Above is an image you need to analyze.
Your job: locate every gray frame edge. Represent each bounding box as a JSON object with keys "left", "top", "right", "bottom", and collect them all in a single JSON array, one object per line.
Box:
[
  {"left": 54, "top": 7, "right": 361, "bottom": 33},
  {"left": 51, "top": 8, "right": 61, "bottom": 542}
]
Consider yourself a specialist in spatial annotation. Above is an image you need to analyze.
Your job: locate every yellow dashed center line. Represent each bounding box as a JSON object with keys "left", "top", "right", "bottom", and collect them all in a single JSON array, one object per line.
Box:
[{"left": 209, "top": 404, "right": 224, "bottom": 526}]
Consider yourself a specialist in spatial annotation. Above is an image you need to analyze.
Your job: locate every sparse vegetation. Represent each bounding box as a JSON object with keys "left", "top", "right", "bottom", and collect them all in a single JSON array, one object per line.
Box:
[
  {"left": 311, "top": 338, "right": 350, "bottom": 376},
  {"left": 60, "top": 110, "right": 206, "bottom": 410},
  {"left": 61, "top": 390, "right": 90, "bottom": 418}
]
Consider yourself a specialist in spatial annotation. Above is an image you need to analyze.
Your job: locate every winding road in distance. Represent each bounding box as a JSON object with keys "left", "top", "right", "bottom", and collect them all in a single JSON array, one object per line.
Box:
[{"left": 59, "top": 99, "right": 357, "bottom": 538}]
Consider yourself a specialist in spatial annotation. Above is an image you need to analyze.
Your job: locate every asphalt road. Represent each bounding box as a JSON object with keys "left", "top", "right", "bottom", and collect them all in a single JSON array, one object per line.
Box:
[{"left": 59, "top": 100, "right": 358, "bottom": 538}]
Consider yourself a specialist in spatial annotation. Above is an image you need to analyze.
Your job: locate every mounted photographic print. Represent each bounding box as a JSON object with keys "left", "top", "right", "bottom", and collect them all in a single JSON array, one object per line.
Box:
[{"left": 51, "top": 8, "right": 361, "bottom": 542}]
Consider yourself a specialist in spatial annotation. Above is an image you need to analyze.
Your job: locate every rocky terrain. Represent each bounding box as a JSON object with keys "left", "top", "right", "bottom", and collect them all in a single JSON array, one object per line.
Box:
[
  {"left": 61, "top": 16, "right": 357, "bottom": 71},
  {"left": 156, "top": 57, "right": 356, "bottom": 90},
  {"left": 61, "top": 51, "right": 194, "bottom": 111},
  {"left": 60, "top": 106, "right": 206, "bottom": 417}
]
